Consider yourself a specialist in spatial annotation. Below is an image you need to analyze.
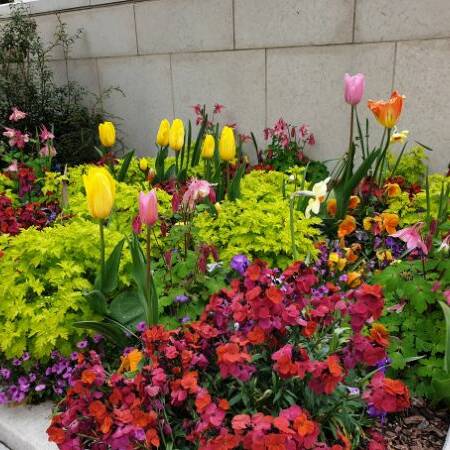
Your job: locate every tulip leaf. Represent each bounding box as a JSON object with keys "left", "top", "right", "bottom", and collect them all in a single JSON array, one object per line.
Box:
[
  {"left": 164, "top": 164, "right": 176, "bottom": 180},
  {"left": 109, "top": 289, "right": 145, "bottom": 327},
  {"left": 191, "top": 117, "right": 208, "bottom": 167},
  {"left": 439, "top": 301, "right": 450, "bottom": 373},
  {"left": 155, "top": 146, "right": 169, "bottom": 182},
  {"left": 116, "top": 150, "right": 135, "bottom": 182},
  {"left": 84, "top": 289, "right": 108, "bottom": 316},
  {"left": 129, "top": 235, "right": 146, "bottom": 293},
  {"left": 101, "top": 238, "right": 125, "bottom": 294},
  {"left": 228, "top": 163, "right": 246, "bottom": 201},
  {"left": 73, "top": 320, "right": 129, "bottom": 347}
]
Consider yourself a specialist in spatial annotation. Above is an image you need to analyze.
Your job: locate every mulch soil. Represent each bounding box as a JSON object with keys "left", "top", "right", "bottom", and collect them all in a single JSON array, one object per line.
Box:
[{"left": 374, "top": 398, "right": 449, "bottom": 449}]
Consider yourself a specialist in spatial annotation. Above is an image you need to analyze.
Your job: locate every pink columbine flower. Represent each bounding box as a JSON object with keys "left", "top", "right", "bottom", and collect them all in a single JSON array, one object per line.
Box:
[
  {"left": 139, "top": 190, "right": 158, "bottom": 227},
  {"left": 9, "top": 107, "right": 27, "bottom": 122},
  {"left": 192, "top": 104, "right": 202, "bottom": 115},
  {"left": 5, "top": 160, "right": 18, "bottom": 172},
  {"left": 182, "top": 179, "right": 212, "bottom": 210},
  {"left": 444, "top": 290, "right": 450, "bottom": 306},
  {"left": 39, "top": 125, "right": 55, "bottom": 142},
  {"left": 39, "top": 144, "right": 57, "bottom": 157},
  {"left": 3, "top": 128, "right": 29, "bottom": 149},
  {"left": 390, "top": 222, "right": 428, "bottom": 255},
  {"left": 213, "top": 103, "right": 224, "bottom": 114},
  {"left": 344, "top": 73, "right": 365, "bottom": 106}
]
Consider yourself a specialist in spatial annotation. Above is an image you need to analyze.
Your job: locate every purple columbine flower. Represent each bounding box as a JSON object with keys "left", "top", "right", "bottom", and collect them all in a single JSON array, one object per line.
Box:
[
  {"left": 35, "top": 384, "right": 46, "bottom": 392},
  {"left": 230, "top": 254, "right": 249, "bottom": 275},
  {"left": 174, "top": 294, "right": 189, "bottom": 304},
  {"left": 180, "top": 315, "right": 191, "bottom": 324},
  {"left": 346, "top": 386, "right": 360, "bottom": 396},
  {"left": 136, "top": 321, "right": 147, "bottom": 332}
]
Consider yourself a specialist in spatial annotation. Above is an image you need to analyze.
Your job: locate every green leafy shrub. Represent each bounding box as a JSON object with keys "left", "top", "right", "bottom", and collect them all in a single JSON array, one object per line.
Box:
[
  {"left": 0, "top": 219, "right": 126, "bottom": 359},
  {"left": 374, "top": 255, "right": 450, "bottom": 403},
  {"left": 0, "top": 6, "right": 110, "bottom": 165},
  {"left": 387, "top": 145, "right": 428, "bottom": 185},
  {"left": 194, "top": 170, "right": 321, "bottom": 267}
]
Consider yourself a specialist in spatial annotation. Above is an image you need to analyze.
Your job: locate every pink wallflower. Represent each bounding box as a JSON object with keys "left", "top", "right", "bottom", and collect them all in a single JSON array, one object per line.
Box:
[
  {"left": 390, "top": 222, "right": 428, "bottom": 255},
  {"left": 9, "top": 107, "right": 27, "bottom": 122}
]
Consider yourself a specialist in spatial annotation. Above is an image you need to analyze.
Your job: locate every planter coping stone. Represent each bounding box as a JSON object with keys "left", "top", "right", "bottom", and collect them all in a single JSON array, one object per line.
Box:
[{"left": 0, "top": 402, "right": 56, "bottom": 450}]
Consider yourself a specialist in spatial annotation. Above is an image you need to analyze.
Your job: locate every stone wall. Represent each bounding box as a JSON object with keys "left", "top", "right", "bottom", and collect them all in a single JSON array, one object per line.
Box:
[{"left": 1, "top": 0, "right": 449, "bottom": 171}]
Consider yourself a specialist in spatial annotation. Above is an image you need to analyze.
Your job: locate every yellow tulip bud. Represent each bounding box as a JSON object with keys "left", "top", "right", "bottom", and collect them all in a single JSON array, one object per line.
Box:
[
  {"left": 83, "top": 166, "right": 115, "bottom": 219},
  {"left": 156, "top": 119, "right": 170, "bottom": 147},
  {"left": 219, "top": 126, "right": 236, "bottom": 162},
  {"left": 214, "top": 202, "right": 222, "bottom": 213},
  {"left": 169, "top": 118, "right": 184, "bottom": 151},
  {"left": 139, "top": 158, "right": 148, "bottom": 172},
  {"left": 201, "top": 134, "right": 215, "bottom": 159},
  {"left": 98, "top": 121, "right": 116, "bottom": 148}
]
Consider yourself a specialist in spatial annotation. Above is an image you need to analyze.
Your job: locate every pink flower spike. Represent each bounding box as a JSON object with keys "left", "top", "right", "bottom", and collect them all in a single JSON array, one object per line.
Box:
[
  {"left": 40, "top": 125, "right": 55, "bottom": 142},
  {"left": 139, "top": 190, "right": 158, "bottom": 227},
  {"left": 390, "top": 222, "right": 428, "bottom": 255},
  {"left": 344, "top": 73, "right": 365, "bottom": 106},
  {"left": 9, "top": 107, "right": 27, "bottom": 122}
]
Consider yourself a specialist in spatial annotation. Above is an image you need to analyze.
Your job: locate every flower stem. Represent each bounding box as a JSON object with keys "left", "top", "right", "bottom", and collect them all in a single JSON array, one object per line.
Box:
[
  {"left": 99, "top": 219, "right": 105, "bottom": 289},
  {"left": 289, "top": 196, "right": 298, "bottom": 261},
  {"left": 146, "top": 225, "right": 154, "bottom": 324}
]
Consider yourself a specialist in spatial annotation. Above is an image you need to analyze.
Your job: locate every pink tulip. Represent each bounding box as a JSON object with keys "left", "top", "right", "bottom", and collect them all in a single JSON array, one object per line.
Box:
[
  {"left": 139, "top": 190, "right": 158, "bottom": 227},
  {"left": 344, "top": 73, "right": 365, "bottom": 106},
  {"left": 9, "top": 107, "right": 26, "bottom": 122},
  {"left": 391, "top": 222, "right": 428, "bottom": 255}
]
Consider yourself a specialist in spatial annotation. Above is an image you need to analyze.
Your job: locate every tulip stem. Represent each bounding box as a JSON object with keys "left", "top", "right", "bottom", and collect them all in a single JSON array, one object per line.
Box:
[
  {"left": 146, "top": 225, "right": 156, "bottom": 325},
  {"left": 99, "top": 219, "right": 105, "bottom": 289}
]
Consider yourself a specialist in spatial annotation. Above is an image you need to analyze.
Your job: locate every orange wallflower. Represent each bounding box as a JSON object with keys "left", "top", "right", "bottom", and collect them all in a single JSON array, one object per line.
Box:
[
  {"left": 327, "top": 199, "right": 337, "bottom": 216},
  {"left": 293, "top": 412, "right": 315, "bottom": 437},
  {"left": 338, "top": 215, "right": 356, "bottom": 238},
  {"left": 348, "top": 195, "right": 361, "bottom": 210},
  {"left": 347, "top": 272, "right": 362, "bottom": 288},
  {"left": 118, "top": 349, "right": 143, "bottom": 373},
  {"left": 381, "top": 212, "right": 399, "bottom": 234},
  {"left": 370, "top": 323, "right": 390, "bottom": 348},
  {"left": 368, "top": 90, "right": 405, "bottom": 129},
  {"left": 385, "top": 183, "right": 401, "bottom": 197}
]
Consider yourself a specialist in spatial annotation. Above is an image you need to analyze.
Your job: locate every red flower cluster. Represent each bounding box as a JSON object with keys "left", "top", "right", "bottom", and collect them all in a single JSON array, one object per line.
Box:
[
  {"left": 363, "top": 372, "right": 411, "bottom": 413},
  {"left": 48, "top": 259, "right": 408, "bottom": 449},
  {"left": 0, "top": 195, "right": 59, "bottom": 235}
]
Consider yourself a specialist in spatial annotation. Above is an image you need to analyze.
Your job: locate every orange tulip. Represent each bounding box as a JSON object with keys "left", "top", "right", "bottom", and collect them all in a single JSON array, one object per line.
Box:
[
  {"left": 338, "top": 215, "right": 356, "bottom": 238},
  {"left": 367, "top": 91, "right": 405, "bottom": 129}
]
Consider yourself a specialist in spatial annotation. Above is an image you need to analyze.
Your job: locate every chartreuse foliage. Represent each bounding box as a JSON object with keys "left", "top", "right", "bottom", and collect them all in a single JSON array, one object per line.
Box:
[
  {"left": 387, "top": 145, "right": 428, "bottom": 185},
  {"left": 0, "top": 219, "right": 127, "bottom": 359},
  {"left": 374, "top": 254, "right": 450, "bottom": 403},
  {"left": 385, "top": 174, "right": 450, "bottom": 227},
  {"left": 195, "top": 170, "right": 321, "bottom": 267}
]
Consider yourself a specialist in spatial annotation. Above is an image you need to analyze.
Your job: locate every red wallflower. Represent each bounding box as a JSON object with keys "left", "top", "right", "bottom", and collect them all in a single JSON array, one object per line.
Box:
[{"left": 308, "top": 355, "right": 345, "bottom": 395}]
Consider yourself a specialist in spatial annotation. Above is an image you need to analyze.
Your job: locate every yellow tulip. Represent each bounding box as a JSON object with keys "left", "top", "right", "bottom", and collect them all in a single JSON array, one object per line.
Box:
[
  {"left": 139, "top": 158, "right": 148, "bottom": 172},
  {"left": 219, "top": 126, "right": 236, "bottom": 162},
  {"left": 201, "top": 134, "right": 215, "bottom": 159},
  {"left": 98, "top": 121, "right": 116, "bottom": 148},
  {"left": 83, "top": 166, "right": 115, "bottom": 219},
  {"left": 156, "top": 119, "right": 170, "bottom": 147},
  {"left": 169, "top": 118, "right": 184, "bottom": 151}
]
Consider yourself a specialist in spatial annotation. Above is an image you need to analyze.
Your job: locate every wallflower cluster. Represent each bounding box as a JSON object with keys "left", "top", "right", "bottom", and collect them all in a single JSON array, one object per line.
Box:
[{"left": 48, "top": 255, "right": 410, "bottom": 449}]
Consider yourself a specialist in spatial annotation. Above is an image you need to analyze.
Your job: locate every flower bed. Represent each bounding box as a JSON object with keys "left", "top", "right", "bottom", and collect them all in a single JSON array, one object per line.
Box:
[{"left": 0, "top": 74, "right": 448, "bottom": 450}]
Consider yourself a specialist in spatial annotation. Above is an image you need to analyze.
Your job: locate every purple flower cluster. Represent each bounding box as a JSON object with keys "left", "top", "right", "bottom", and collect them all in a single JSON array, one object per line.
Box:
[
  {"left": 230, "top": 254, "right": 249, "bottom": 275},
  {"left": 0, "top": 336, "right": 104, "bottom": 405}
]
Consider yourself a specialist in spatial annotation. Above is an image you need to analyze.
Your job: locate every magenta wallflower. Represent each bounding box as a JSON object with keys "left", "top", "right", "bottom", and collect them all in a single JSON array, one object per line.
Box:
[
  {"left": 9, "top": 107, "right": 27, "bottom": 122},
  {"left": 139, "top": 190, "right": 158, "bottom": 227},
  {"left": 390, "top": 222, "right": 428, "bottom": 255},
  {"left": 344, "top": 73, "right": 365, "bottom": 106}
]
